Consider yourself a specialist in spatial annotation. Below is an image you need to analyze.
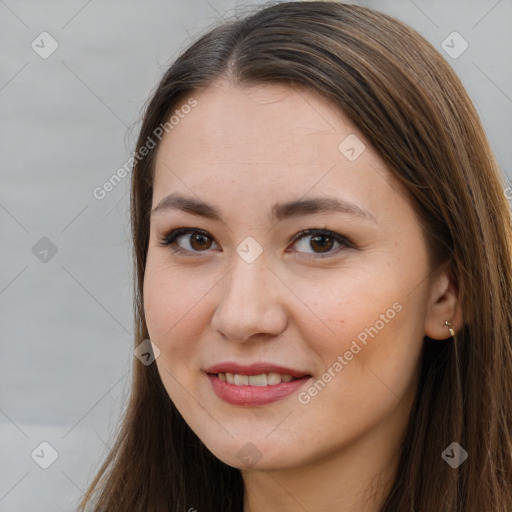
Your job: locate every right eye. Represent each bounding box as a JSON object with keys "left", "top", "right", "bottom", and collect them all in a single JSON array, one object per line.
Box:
[{"left": 157, "top": 228, "right": 220, "bottom": 255}]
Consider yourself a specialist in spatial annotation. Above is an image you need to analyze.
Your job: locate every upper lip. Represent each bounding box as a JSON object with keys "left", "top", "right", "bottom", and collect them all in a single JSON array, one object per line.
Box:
[{"left": 205, "top": 362, "right": 310, "bottom": 378}]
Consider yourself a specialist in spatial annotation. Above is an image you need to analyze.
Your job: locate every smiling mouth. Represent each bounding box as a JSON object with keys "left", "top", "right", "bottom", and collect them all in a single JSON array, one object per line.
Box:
[{"left": 205, "top": 362, "right": 312, "bottom": 405}]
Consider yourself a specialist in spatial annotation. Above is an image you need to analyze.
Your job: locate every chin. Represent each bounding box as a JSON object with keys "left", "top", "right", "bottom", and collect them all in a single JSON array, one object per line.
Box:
[{"left": 196, "top": 433, "right": 308, "bottom": 471}]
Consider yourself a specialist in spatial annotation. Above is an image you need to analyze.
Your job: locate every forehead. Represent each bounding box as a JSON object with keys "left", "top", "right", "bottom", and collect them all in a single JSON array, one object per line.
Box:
[
  {"left": 161, "top": 81, "right": 349, "bottom": 155},
  {"left": 151, "top": 80, "right": 404, "bottom": 222},
  {"left": 157, "top": 82, "right": 360, "bottom": 173}
]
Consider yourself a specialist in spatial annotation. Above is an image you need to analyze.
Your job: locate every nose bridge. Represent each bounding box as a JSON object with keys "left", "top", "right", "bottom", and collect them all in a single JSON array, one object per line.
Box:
[
  {"left": 211, "top": 249, "right": 287, "bottom": 342},
  {"left": 227, "top": 251, "right": 269, "bottom": 305}
]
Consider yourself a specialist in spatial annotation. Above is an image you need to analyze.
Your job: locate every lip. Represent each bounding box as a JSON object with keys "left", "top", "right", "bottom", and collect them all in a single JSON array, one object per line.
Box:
[
  {"left": 205, "top": 361, "right": 312, "bottom": 406},
  {"left": 205, "top": 362, "right": 309, "bottom": 378}
]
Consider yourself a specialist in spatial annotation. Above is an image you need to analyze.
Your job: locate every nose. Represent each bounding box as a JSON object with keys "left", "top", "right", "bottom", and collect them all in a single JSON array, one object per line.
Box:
[{"left": 211, "top": 253, "right": 288, "bottom": 343}]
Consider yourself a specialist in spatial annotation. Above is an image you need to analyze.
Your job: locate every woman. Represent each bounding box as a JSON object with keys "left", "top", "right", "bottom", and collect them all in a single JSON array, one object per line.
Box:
[{"left": 78, "top": 2, "right": 512, "bottom": 511}]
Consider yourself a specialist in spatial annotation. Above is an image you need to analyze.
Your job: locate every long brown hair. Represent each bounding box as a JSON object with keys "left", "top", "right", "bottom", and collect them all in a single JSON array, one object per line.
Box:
[{"left": 78, "top": 2, "right": 512, "bottom": 510}]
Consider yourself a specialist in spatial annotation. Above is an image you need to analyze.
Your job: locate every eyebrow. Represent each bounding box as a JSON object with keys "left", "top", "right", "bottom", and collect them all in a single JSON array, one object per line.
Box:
[{"left": 150, "top": 193, "right": 377, "bottom": 225}]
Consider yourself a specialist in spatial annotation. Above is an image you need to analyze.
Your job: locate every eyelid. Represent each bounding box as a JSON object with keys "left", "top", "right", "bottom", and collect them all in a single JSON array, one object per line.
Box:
[{"left": 288, "top": 228, "right": 352, "bottom": 248}]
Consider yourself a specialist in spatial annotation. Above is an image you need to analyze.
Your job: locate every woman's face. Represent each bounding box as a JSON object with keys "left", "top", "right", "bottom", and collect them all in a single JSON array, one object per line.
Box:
[{"left": 143, "top": 80, "right": 445, "bottom": 471}]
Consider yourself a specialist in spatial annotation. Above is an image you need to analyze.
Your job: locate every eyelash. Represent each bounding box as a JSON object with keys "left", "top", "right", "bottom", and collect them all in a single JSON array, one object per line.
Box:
[{"left": 157, "top": 227, "right": 354, "bottom": 258}]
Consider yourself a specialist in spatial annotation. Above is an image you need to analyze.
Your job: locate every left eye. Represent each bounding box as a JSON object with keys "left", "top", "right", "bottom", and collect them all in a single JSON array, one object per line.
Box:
[
  {"left": 158, "top": 228, "right": 352, "bottom": 257},
  {"left": 289, "top": 229, "right": 352, "bottom": 255}
]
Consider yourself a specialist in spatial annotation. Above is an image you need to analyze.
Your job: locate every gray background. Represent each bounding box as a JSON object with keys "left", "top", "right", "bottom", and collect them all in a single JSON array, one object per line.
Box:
[{"left": 1, "top": 0, "right": 511, "bottom": 510}]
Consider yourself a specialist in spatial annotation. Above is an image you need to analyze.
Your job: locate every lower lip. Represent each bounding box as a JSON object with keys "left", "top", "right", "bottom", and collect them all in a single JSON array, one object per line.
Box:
[{"left": 207, "top": 374, "right": 311, "bottom": 406}]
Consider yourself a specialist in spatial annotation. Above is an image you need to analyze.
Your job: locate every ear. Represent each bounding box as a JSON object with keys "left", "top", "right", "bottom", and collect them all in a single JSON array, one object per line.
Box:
[{"left": 424, "top": 268, "right": 463, "bottom": 340}]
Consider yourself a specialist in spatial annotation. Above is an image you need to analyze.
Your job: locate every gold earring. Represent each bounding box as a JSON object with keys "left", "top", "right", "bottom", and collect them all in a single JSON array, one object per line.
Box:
[{"left": 445, "top": 320, "right": 455, "bottom": 337}]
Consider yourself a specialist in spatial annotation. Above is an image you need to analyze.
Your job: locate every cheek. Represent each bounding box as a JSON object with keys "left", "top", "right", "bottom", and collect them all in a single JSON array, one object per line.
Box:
[
  {"left": 143, "top": 266, "right": 200, "bottom": 405},
  {"left": 290, "top": 263, "right": 422, "bottom": 397},
  {"left": 143, "top": 257, "right": 223, "bottom": 380},
  {"left": 289, "top": 266, "right": 401, "bottom": 352},
  {"left": 143, "top": 260, "right": 199, "bottom": 353}
]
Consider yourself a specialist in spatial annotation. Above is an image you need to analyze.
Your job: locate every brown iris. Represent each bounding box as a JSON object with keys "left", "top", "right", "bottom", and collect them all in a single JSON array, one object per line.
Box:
[
  {"left": 189, "top": 233, "right": 213, "bottom": 251},
  {"left": 309, "top": 234, "right": 334, "bottom": 253}
]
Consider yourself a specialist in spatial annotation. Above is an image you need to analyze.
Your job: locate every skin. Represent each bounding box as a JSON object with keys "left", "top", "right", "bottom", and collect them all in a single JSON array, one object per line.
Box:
[{"left": 143, "top": 79, "right": 463, "bottom": 512}]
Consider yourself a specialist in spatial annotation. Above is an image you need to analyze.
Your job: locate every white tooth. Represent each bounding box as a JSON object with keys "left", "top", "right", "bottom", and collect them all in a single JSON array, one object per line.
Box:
[
  {"left": 218, "top": 373, "right": 226, "bottom": 382},
  {"left": 248, "top": 374, "right": 268, "bottom": 386},
  {"left": 226, "top": 372, "right": 235, "bottom": 384},
  {"left": 234, "top": 374, "right": 249, "bottom": 385},
  {"left": 281, "top": 374, "right": 294, "bottom": 382},
  {"left": 267, "top": 372, "right": 282, "bottom": 385}
]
